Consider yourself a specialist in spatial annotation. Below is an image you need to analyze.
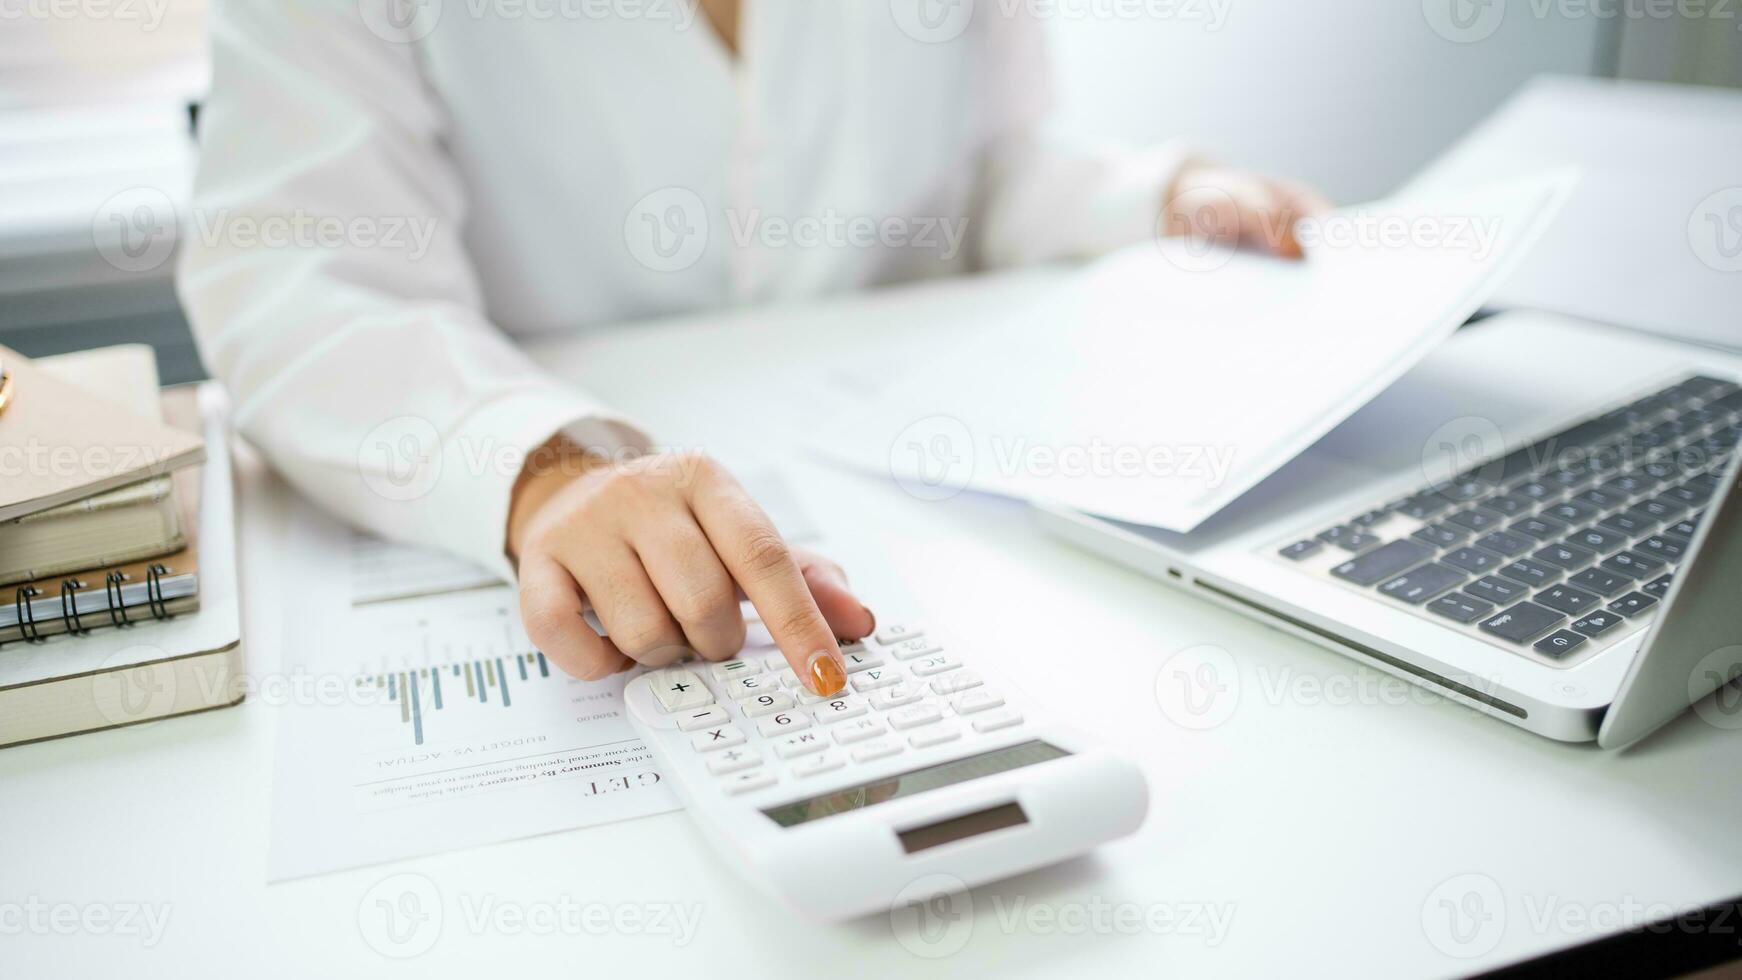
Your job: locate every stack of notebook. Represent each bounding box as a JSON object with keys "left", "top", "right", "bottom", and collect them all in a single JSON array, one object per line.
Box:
[{"left": 0, "top": 343, "right": 242, "bottom": 746}]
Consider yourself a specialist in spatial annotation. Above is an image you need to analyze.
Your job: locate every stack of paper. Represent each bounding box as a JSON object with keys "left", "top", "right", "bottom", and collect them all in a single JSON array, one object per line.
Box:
[{"left": 816, "top": 174, "right": 1576, "bottom": 531}]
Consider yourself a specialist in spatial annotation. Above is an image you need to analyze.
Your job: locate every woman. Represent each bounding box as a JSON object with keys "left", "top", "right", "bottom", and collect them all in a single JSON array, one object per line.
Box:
[{"left": 179, "top": 0, "right": 1325, "bottom": 695}]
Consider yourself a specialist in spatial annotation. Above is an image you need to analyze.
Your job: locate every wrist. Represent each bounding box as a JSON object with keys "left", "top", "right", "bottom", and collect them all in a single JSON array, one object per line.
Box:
[{"left": 507, "top": 435, "right": 609, "bottom": 562}]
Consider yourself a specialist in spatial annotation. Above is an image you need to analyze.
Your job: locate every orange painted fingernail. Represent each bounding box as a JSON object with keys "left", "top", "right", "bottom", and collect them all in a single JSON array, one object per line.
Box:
[{"left": 808, "top": 650, "right": 847, "bottom": 696}]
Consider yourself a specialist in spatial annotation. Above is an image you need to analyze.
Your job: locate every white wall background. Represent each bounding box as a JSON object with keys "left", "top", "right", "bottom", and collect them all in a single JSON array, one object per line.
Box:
[{"left": 1043, "top": 0, "right": 1607, "bottom": 203}]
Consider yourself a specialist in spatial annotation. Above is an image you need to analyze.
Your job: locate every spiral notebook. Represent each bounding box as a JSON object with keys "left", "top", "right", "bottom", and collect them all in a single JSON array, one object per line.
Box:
[{"left": 0, "top": 469, "right": 200, "bottom": 643}]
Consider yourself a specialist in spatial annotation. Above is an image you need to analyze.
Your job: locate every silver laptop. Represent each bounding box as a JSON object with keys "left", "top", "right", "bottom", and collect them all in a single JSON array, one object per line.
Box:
[
  {"left": 1035, "top": 310, "right": 1741, "bottom": 746},
  {"left": 1035, "top": 78, "right": 1741, "bottom": 747}
]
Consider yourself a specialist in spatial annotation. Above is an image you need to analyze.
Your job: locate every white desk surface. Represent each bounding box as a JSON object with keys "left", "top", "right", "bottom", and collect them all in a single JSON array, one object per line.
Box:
[{"left": 4, "top": 270, "right": 1740, "bottom": 979}]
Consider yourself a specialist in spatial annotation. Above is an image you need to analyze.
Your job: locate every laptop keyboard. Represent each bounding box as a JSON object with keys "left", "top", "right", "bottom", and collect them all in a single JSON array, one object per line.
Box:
[{"left": 1276, "top": 374, "right": 1740, "bottom": 665}]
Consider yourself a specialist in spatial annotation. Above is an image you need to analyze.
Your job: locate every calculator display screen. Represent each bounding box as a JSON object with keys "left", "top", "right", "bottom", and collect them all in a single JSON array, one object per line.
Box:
[{"left": 760, "top": 740, "right": 1070, "bottom": 828}]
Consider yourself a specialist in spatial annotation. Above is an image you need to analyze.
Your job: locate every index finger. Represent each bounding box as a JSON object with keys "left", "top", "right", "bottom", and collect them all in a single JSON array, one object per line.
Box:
[{"left": 687, "top": 466, "right": 847, "bottom": 696}]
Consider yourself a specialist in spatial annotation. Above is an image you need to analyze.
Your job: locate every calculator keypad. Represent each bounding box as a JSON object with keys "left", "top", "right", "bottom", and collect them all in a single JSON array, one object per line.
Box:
[{"left": 645, "top": 625, "right": 1025, "bottom": 797}]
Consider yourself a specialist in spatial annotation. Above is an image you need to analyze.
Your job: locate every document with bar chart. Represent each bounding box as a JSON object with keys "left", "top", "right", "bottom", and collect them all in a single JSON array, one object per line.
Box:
[{"left": 266, "top": 513, "right": 680, "bottom": 881}]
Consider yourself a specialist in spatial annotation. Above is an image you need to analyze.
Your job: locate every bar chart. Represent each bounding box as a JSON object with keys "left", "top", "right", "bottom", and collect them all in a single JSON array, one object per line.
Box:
[{"left": 358, "top": 649, "right": 556, "bottom": 747}]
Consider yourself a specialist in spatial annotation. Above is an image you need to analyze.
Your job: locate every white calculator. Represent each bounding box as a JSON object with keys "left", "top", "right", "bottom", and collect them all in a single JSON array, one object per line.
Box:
[{"left": 624, "top": 621, "right": 1149, "bottom": 921}]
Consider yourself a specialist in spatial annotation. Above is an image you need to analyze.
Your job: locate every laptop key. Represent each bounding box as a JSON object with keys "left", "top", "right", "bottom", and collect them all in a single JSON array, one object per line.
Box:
[
  {"left": 1395, "top": 493, "right": 1454, "bottom": 520},
  {"left": 1479, "top": 602, "right": 1566, "bottom": 644},
  {"left": 1634, "top": 535, "right": 1685, "bottom": 563},
  {"left": 1638, "top": 495, "right": 1686, "bottom": 521},
  {"left": 1641, "top": 573, "right": 1674, "bottom": 599},
  {"left": 1466, "top": 576, "right": 1527, "bottom": 605},
  {"left": 1436, "top": 479, "right": 1490, "bottom": 502},
  {"left": 1475, "top": 530, "right": 1535, "bottom": 557},
  {"left": 1510, "top": 479, "right": 1560, "bottom": 502},
  {"left": 1609, "top": 591, "right": 1659, "bottom": 618},
  {"left": 1509, "top": 516, "right": 1568, "bottom": 542},
  {"left": 1498, "top": 558, "right": 1560, "bottom": 588},
  {"left": 1533, "top": 542, "right": 1596, "bottom": 572},
  {"left": 1597, "top": 510, "right": 1654, "bottom": 536},
  {"left": 1603, "top": 550, "right": 1665, "bottom": 578},
  {"left": 1570, "top": 610, "right": 1623, "bottom": 638},
  {"left": 1336, "top": 531, "right": 1381, "bottom": 553},
  {"left": 1331, "top": 539, "right": 1434, "bottom": 587},
  {"left": 1665, "top": 482, "right": 1710, "bottom": 507},
  {"left": 1317, "top": 525, "right": 1359, "bottom": 546},
  {"left": 1640, "top": 459, "right": 1680, "bottom": 482},
  {"left": 1572, "top": 487, "right": 1624, "bottom": 510},
  {"left": 1568, "top": 567, "right": 1632, "bottom": 598},
  {"left": 1666, "top": 517, "right": 1702, "bottom": 539},
  {"left": 1411, "top": 523, "right": 1468, "bottom": 549},
  {"left": 1548, "top": 467, "right": 1593, "bottom": 490},
  {"left": 1565, "top": 526, "right": 1628, "bottom": 555},
  {"left": 1483, "top": 493, "right": 1535, "bottom": 516},
  {"left": 1535, "top": 584, "right": 1602, "bottom": 616},
  {"left": 1279, "top": 540, "right": 1322, "bottom": 561},
  {"left": 1442, "top": 546, "right": 1503, "bottom": 575},
  {"left": 1352, "top": 509, "right": 1390, "bottom": 527},
  {"left": 1545, "top": 500, "right": 1600, "bottom": 525},
  {"left": 1379, "top": 563, "right": 1467, "bottom": 605},
  {"left": 1427, "top": 592, "right": 1495, "bottom": 624},
  {"left": 1533, "top": 630, "right": 1588, "bottom": 660},
  {"left": 1446, "top": 508, "right": 1505, "bottom": 533},
  {"left": 1601, "top": 474, "right": 1651, "bottom": 497}
]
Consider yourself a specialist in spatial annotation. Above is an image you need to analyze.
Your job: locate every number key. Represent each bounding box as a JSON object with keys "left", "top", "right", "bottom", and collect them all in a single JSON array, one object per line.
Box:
[
  {"left": 743, "top": 692, "right": 795, "bottom": 717},
  {"left": 850, "top": 668, "right": 900, "bottom": 693},
  {"left": 841, "top": 649, "right": 885, "bottom": 673},
  {"left": 811, "top": 697, "right": 868, "bottom": 724},
  {"left": 727, "top": 675, "right": 775, "bottom": 699},
  {"left": 756, "top": 712, "right": 811, "bottom": 737}
]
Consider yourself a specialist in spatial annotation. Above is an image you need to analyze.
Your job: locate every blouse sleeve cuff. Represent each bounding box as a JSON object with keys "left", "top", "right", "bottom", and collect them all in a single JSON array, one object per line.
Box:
[{"left": 423, "top": 387, "right": 653, "bottom": 585}]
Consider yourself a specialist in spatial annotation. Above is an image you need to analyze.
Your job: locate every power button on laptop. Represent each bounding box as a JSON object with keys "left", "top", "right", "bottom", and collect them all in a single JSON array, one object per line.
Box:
[{"left": 1554, "top": 682, "right": 1585, "bottom": 699}]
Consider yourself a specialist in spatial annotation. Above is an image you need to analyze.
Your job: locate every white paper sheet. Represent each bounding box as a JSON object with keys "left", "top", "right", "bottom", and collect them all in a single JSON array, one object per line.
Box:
[
  {"left": 815, "top": 174, "right": 1576, "bottom": 530},
  {"left": 265, "top": 511, "right": 680, "bottom": 882}
]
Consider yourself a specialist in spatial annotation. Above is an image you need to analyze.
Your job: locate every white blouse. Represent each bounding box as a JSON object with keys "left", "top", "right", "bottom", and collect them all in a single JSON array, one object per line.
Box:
[{"left": 178, "top": 0, "right": 1183, "bottom": 580}]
